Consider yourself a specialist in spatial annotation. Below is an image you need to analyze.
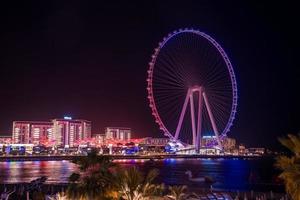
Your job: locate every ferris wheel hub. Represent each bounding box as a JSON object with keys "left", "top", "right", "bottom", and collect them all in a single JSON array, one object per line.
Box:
[{"left": 190, "top": 85, "right": 202, "bottom": 92}]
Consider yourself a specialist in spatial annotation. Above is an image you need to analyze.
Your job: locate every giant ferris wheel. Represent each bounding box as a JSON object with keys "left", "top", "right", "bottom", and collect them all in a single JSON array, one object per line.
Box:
[{"left": 146, "top": 29, "right": 237, "bottom": 150}]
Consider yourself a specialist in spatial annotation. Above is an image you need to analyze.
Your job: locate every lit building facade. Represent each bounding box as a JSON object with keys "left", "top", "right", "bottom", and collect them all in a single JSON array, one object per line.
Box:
[
  {"left": 0, "top": 135, "right": 12, "bottom": 144},
  {"left": 105, "top": 127, "right": 131, "bottom": 141},
  {"left": 12, "top": 118, "right": 91, "bottom": 147},
  {"left": 140, "top": 137, "right": 169, "bottom": 146},
  {"left": 248, "top": 148, "right": 265, "bottom": 155},
  {"left": 222, "top": 137, "right": 236, "bottom": 150},
  {"left": 12, "top": 121, "right": 52, "bottom": 144},
  {"left": 93, "top": 134, "right": 106, "bottom": 145},
  {"left": 201, "top": 135, "right": 217, "bottom": 147},
  {"left": 201, "top": 136, "right": 236, "bottom": 150},
  {"left": 52, "top": 119, "right": 91, "bottom": 147}
]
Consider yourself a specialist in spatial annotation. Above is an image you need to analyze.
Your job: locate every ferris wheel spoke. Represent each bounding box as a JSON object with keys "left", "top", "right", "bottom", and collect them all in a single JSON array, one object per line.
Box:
[
  {"left": 206, "top": 66, "right": 230, "bottom": 85},
  {"left": 158, "top": 56, "right": 186, "bottom": 84},
  {"left": 154, "top": 67, "right": 184, "bottom": 86},
  {"left": 162, "top": 49, "right": 189, "bottom": 84}
]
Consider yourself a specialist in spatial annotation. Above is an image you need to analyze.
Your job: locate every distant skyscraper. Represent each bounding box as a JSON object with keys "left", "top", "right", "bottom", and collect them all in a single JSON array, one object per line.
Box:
[
  {"left": 105, "top": 127, "right": 131, "bottom": 141},
  {"left": 12, "top": 121, "right": 52, "bottom": 144}
]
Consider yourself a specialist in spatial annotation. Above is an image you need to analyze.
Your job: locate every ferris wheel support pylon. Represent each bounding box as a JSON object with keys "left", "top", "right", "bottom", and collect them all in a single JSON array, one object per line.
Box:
[
  {"left": 189, "top": 90, "right": 197, "bottom": 146},
  {"left": 196, "top": 86, "right": 203, "bottom": 151},
  {"left": 174, "top": 86, "right": 222, "bottom": 150},
  {"left": 174, "top": 89, "right": 191, "bottom": 140}
]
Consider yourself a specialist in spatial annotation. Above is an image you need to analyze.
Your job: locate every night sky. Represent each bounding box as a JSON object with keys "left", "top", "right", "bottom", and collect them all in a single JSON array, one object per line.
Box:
[{"left": 0, "top": 1, "right": 299, "bottom": 149}]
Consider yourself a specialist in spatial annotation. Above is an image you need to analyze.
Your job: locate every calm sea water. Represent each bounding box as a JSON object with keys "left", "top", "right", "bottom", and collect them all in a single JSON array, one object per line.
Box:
[{"left": 0, "top": 157, "right": 283, "bottom": 192}]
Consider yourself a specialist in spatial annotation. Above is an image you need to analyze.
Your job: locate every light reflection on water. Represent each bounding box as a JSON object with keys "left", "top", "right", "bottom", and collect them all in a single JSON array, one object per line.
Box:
[
  {"left": 0, "top": 160, "right": 77, "bottom": 184},
  {"left": 0, "top": 158, "right": 279, "bottom": 191}
]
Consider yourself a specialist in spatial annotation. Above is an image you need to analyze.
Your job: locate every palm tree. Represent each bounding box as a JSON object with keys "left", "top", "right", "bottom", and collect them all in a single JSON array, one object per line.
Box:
[
  {"left": 72, "top": 149, "right": 116, "bottom": 171},
  {"left": 67, "top": 150, "right": 119, "bottom": 200},
  {"left": 276, "top": 134, "right": 300, "bottom": 200},
  {"left": 166, "top": 185, "right": 187, "bottom": 200},
  {"left": 117, "top": 167, "right": 165, "bottom": 200}
]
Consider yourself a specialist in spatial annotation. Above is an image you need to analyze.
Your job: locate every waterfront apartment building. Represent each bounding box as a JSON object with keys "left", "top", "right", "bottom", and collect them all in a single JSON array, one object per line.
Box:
[
  {"left": 52, "top": 119, "right": 91, "bottom": 147},
  {"left": 12, "top": 118, "right": 91, "bottom": 147},
  {"left": 105, "top": 127, "right": 131, "bottom": 141},
  {"left": 12, "top": 121, "right": 52, "bottom": 145}
]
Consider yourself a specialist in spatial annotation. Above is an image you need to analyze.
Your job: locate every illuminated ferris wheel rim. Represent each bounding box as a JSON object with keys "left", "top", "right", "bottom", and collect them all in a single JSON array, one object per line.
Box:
[{"left": 146, "top": 28, "right": 238, "bottom": 140}]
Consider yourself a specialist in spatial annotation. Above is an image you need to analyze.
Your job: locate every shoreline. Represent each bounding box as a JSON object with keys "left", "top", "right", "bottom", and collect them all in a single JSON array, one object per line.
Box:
[{"left": 0, "top": 154, "right": 273, "bottom": 162}]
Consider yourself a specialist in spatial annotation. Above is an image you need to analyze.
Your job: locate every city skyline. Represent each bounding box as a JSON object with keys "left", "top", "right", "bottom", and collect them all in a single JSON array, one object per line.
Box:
[{"left": 0, "top": 1, "right": 299, "bottom": 149}]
